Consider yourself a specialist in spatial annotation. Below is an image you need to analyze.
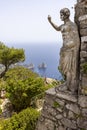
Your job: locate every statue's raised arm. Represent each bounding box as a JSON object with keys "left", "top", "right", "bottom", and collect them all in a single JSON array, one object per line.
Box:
[{"left": 48, "top": 15, "right": 61, "bottom": 31}]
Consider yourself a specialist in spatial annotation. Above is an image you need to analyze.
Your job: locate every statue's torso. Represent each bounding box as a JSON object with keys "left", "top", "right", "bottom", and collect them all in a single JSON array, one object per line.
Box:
[{"left": 60, "top": 21, "right": 79, "bottom": 50}]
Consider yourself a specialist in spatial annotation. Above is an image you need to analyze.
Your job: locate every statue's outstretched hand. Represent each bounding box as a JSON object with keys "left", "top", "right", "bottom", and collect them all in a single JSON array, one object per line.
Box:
[{"left": 48, "top": 15, "right": 51, "bottom": 23}]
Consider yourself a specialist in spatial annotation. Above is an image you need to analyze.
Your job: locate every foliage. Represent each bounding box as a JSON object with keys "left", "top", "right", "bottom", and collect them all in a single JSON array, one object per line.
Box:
[
  {"left": 53, "top": 101, "right": 61, "bottom": 108},
  {"left": 0, "top": 107, "right": 2, "bottom": 114},
  {"left": 0, "top": 99, "right": 2, "bottom": 105},
  {"left": 0, "top": 118, "right": 4, "bottom": 130},
  {"left": 52, "top": 80, "right": 61, "bottom": 86},
  {"left": 81, "top": 63, "right": 87, "bottom": 74},
  {"left": 5, "top": 66, "right": 38, "bottom": 80},
  {"left": 2, "top": 108, "right": 40, "bottom": 130},
  {"left": 0, "top": 79, "right": 6, "bottom": 91},
  {"left": 0, "top": 42, "right": 25, "bottom": 78},
  {"left": 4, "top": 66, "right": 50, "bottom": 112},
  {"left": 58, "top": 66, "right": 66, "bottom": 81}
]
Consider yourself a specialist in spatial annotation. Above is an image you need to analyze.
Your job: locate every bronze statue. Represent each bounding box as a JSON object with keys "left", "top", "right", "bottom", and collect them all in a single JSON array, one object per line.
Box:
[{"left": 48, "top": 8, "right": 80, "bottom": 93}]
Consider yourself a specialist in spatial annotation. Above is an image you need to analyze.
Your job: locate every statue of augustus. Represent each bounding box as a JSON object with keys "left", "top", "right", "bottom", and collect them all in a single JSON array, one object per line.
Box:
[{"left": 48, "top": 8, "right": 80, "bottom": 93}]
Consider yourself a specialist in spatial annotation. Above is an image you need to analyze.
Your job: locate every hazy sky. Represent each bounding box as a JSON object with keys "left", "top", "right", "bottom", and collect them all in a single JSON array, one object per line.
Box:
[{"left": 0, "top": 0, "right": 76, "bottom": 44}]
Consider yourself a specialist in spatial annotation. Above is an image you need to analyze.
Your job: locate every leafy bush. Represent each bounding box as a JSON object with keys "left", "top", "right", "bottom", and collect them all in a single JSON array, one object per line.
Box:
[
  {"left": 0, "top": 118, "right": 4, "bottom": 130},
  {"left": 4, "top": 66, "right": 50, "bottom": 112},
  {"left": 2, "top": 108, "right": 40, "bottom": 130},
  {"left": 0, "top": 79, "right": 6, "bottom": 91}
]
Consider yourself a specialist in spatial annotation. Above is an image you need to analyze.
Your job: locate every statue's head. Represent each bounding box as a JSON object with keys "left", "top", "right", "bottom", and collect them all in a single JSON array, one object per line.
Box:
[
  {"left": 77, "top": 0, "right": 85, "bottom": 2},
  {"left": 60, "top": 8, "right": 70, "bottom": 21}
]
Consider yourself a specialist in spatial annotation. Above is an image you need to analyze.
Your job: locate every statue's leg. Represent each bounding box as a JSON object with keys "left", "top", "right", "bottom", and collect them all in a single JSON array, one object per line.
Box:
[
  {"left": 66, "top": 72, "right": 71, "bottom": 90},
  {"left": 69, "top": 72, "right": 78, "bottom": 94}
]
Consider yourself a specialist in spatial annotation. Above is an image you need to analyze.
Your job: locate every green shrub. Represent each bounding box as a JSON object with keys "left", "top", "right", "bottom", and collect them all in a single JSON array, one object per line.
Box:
[
  {"left": 4, "top": 67, "right": 52, "bottom": 112},
  {"left": 2, "top": 108, "right": 40, "bottom": 130},
  {"left": 0, "top": 118, "right": 4, "bottom": 130}
]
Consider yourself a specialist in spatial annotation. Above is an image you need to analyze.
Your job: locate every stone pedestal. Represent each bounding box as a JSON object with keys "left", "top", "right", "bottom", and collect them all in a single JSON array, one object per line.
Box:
[{"left": 36, "top": 87, "right": 87, "bottom": 130}]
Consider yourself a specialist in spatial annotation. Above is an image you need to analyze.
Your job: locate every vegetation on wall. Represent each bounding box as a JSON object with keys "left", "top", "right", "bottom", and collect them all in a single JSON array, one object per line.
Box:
[{"left": 81, "top": 62, "right": 87, "bottom": 74}]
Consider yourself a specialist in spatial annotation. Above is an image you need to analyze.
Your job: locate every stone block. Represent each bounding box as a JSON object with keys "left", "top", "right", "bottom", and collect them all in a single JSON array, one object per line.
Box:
[
  {"left": 82, "top": 108, "right": 87, "bottom": 117},
  {"left": 56, "top": 107, "right": 63, "bottom": 113},
  {"left": 46, "top": 88, "right": 56, "bottom": 96},
  {"left": 42, "top": 105, "right": 57, "bottom": 121},
  {"left": 75, "top": 4, "right": 87, "bottom": 22},
  {"left": 80, "top": 28, "right": 87, "bottom": 36},
  {"left": 80, "top": 24, "right": 87, "bottom": 30},
  {"left": 81, "top": 87, "right": 87, "bottom": 95},
  {"left": 80, "top": 75, "right": 87, "bottom": 95},
  {"left": 44, "top": 119, "right": 55, "bottom": 130},
  {"left": 80, "top": 18, "right": 87, "bottom": 29},
  {"left": 66, "top": 104, "right": 80, "bottom": 114},
  {"left": 80, "top": 58, "right": 86, "bottom": 64},
  {"left": 55, "top": 114, "right": 63, "bottom": 120},
  {"left": 58, "top": 120, "right": 62, "bottom": 126},
  {"left": 79, "top": 14, "right": 87, "bottom": 21},
  {"left": 81, "top": 36, "right": 87, "bottom": 42},
  {"left": 80, "top": 51, "right": 87, "bottom": 58},
  {"left": 81, "top": 42, "right": 87, "bottom": 51},
  {"left": 58, "top": 126, "right": 65, "bottom": 130},
  {"left": 42, "top": 113, "right": 56, "bottom": 122},
  {"left": 55, "top": 98, "right": 65, "bottom": 107},
  {"left": 63, "top": 111, "right": 67, "bottom": 118},
  {"left": 68, "top": 111, "right": 75, "bottom": 119},
  {"left": 77, "top": 117, "right": 87, "bottom": 129},
  {"left": 78, "top": 95, "right": 87, "bottom": 108},
  {"left": 44, "top": 105, "right": 56, "bottom": 115},
  {"left": 44, "top": 95, "right": 55, "bottom": 106},
  {"left": 36, "top": 118, "right": 55, "bottom": 130},
  {"left": 81, "top": 75, "right": 87, "bottom": 87},
  {"left": 56, "top": 91, "right": 77, "bottom": 103},
  {"left": 61, "top": 118, "right": 77, "bottom": 129}
]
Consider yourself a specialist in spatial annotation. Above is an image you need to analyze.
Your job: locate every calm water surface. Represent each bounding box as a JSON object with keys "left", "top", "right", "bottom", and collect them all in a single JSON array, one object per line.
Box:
[{"left": 8, "top": 42, "right": 62, "bottom": 80}]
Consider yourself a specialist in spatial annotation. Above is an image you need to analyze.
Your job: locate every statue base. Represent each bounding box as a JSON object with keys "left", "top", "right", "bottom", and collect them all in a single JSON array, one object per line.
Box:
[
  {"left": 55, "top": 82, "right": 68, "bottom": 92},
  {"left": 55, "top": 82, "right": 78, "bottom": 95}
]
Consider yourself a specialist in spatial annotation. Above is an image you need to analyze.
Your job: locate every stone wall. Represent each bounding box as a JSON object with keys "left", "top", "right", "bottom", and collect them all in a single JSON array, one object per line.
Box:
[
  {"left": 36, "top": 88, "right": 87, "bottom": 130},
  {"left": 75, "top": 1, "right": 87, "bottom": 95}
]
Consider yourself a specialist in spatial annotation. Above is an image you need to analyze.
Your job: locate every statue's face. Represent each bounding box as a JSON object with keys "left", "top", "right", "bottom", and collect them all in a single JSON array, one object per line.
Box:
[
  {"left": 60, "top": 12, "right": 69, "bottom": 21},
  {"left": 60, "top": 13, "right": 65, "bottom": 21}
]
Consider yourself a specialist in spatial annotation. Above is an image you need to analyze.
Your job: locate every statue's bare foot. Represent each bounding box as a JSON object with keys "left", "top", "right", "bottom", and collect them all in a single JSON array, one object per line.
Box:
[{"left": 55, "top": 82, "right": 68, "bottom": 92}]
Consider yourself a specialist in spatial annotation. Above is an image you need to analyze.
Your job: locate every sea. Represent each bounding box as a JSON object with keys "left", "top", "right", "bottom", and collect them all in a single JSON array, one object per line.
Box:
[{"left": 8, "top": 42, "right": 62, "bottom": 80}]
